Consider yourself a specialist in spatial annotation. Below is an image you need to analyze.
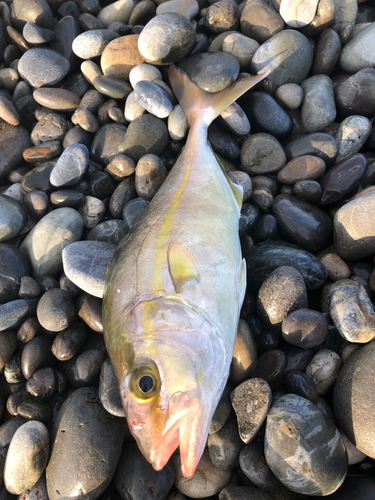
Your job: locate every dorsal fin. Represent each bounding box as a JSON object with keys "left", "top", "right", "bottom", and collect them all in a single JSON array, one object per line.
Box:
[
  {"left": 167, "top": 240, "right": 199, "bottom": 293},
  {"left": 169, "top": 64, "right": 269, "bottom": 128}
]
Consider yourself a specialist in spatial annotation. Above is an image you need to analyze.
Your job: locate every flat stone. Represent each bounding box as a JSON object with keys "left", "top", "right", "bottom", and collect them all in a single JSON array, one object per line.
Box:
[
  {"left": 280, "top": 0, "right": 319, "bottom": 28},
  {"left": 18, "top": 48, "right": 70, "bottom": 88},
  {"left": 63, "top": 241, "right": 116, "bottom": 298},
  {"left": 0, "top": 195, "right": 28, "bottom": 242},
  {"left": 231, "top": 378, "right": 271, "bottom": 444},
  {"left": 93, "top": 75, "right": 132, "bottom": 99},
  {"left": 301, "top": 74, "right": 336, "bottom": 133},
  {"left": 277, "top": 155, "right": 326, "bottom": 184},
  {"left": 23, "top": 21, "right": 55, "bottom": 44},
  {"left": 0, "top": 95, "right": 20, "bottom": 126},
  {"left": 333, "top": 341, "right": 375, "bottom": 459},
  {"left": 50, "top": 144, "right": 89, "bottom": 188},
  {"left": 33, "top": 88, "right": 80, "bottom": 112},
  {"left": 335, "top": 115, "right": 372, "bottom": 162},
  {"left": 340, "top": 22, "right": 375, "bottom": 72},
  {"left": 265, "top": 394, "right": 347, "bottom": 496},
  {"left": 21, "top": 208, "right": 84, "bottom": 278},
  {"left": 334, "top": 190, "right": 375, "bottom": 260},
  {"left": 0, "top": 121, "right": 31, "bottom": 178}
]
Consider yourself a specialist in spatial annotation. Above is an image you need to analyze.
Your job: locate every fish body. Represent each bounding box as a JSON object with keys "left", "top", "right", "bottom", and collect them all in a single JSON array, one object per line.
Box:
[{"left": 103, "top": 65, "right": 267, "bottom": 477}]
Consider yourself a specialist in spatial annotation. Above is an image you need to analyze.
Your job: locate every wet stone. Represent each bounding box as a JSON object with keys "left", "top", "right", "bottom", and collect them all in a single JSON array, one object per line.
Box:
[
  {"left": 250, "top": 349, "right": 287, "bottom": 383},
  {"left": 46, "top": 387, "right": 125, "bottom": 500},
  {"left": 320, "top": 253, "right": 350, "bottom": 281},
  {"left": 21, "top": 208, "right": 84, "bottom": 278},
  {"left": 21, "top": 162, "right": 55, "bottom": 194},
  {"left": 76, "top": 293, "right": 103, "bottom": 332},
  {"left": 292, "top": 179, "right": 322, "bottom": 203},
  {"left": 284, "top": 132, "right": 337, "bottom": 166},
  {"left": 0, "top": 299, "right": 37, "bottom": 332},
  {"left": 204, "top": 0, "right": 239, "bottom": 33},
  {"left": 0, "top": 121, "right": 31, "bottom": 178},
  {"left": 272, "top": 194, "right": 333, "bottom": 253},
  {"left": 138, "top": 13, "right": 195, "bottom": 64},
  {"left": 239, "top": 441, "right": 281, "bottom": 491},
  {"left": 208, "top": 413, "right": 244, "bottom": 471},
  {"left": 50, "top": 190, "right": 86, "bottom": 209},
  {"left": 284, "top": 369, "right": 319, "bottom": 403},
  {"left": 4, "top": 421, "right": 49, "bottom": 495},
  {"left": 335, "top": 115, "right": 372, "bottom": 162},
  {"left": 52, "top": 323, "right": 88, "bottom": 361},
  {"left": 265, "top": 394, "right": 347, "bottom": 496},
  {"left": 17, "top": 317, "right": 41, "bottom": 343},
  {"left": 333, "top": 340, "right": 375, "bottom": 459},
  {"left": 179, "top": 52, "right": 240, "bottom": 93},
  {"left": 134, "top": 80, "right": 173, "bottom": 119},
  {"left": 36, "top": 288, "right": 76, "bottom": 332},
  {"left": 312, "top": 28, "right": 341, "bottom": 76},
  {"left": 0, "top": 195, "right": 28, "bottom": 242},
  {"left": 240, "top": 0, "right": 284, "bottom": 44},
  {"left": 98, "top": 358, "right": 125, "bottom": 417},
  {"left": 328, "top": 279, "right": 375, "bottom": 343},
  {"left": 282, "top": 308, "right": 328, "bottom": 349},
  {"left": 240, "top": 133, "right": 286, "bottom": 175},
  {"left": 301, "top": 74, "right": 336, "bottom": 133},
  {"left": 19, "top": 276, "right": 41, "bottom": 299},
  {"left": 257, "top": 266, "right": 308, "bottom": 329},
  {"left": 61, "top": 348, "right": 106, "bottom": 387},
  {"left": 231, "top": 378, "right": 271, "bottom": 444},
  {"left": 305, "top": 349, "right": 342, "bottom": 396},
  {"left": 0, "top": 244, "right": 31, "bottom": 303},
  {"left": 23, "top": 142, "right": 62, "bottom": 164},
  {"left": 0, "top": 331, "right": 18, "bottom": 370},
  {"left": 18, "top": 49, "right": 70, "bottom": 89},
  {"left": 63, "top": 241, "right": 116, "bottom": 298}
]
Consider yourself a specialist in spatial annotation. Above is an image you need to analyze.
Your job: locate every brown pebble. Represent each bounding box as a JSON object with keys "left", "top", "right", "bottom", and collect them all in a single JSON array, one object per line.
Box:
[
  {"left": 277, "top": 155, "right": 326, "bottom": 184},
  {"left": 0, "top": 96, "right": 20, "bottom": 126},
  {"left": 6, "top": 25, "right": 31, "bottom": 52},
  {"left": 24, "top": 190, "right": 50, "bottom": 220},
  {"left": 105, "top": 154, "right": 136, "bottom": 180},
  {"left": 320, "top": 253, "right": 350, "bottom": 281},
  {"left": 23, "top": 141, "right": 62, "bottom": 163},
  {"left": 101, "top": 35, "right": 144, "bottom": 80},
  {"left": 71, "top": 108, "right": 100, "bottom": 133},
  {"left": 230, "top": 318, "right": 257, "bottom": 385},
  {"left": 135, "top": 154, "right": 167, "bottom": 200},
  {"left": 17, "top": 317, "right": 41, "bottom": 343},
  {"left": 33, "top": 88, "right": 81, "bottom": 112}
]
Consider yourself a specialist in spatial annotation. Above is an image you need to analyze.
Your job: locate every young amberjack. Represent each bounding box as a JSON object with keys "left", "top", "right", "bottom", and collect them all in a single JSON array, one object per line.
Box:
[{"left": 103, "top": 65, "right": 268, "bottom": 477}]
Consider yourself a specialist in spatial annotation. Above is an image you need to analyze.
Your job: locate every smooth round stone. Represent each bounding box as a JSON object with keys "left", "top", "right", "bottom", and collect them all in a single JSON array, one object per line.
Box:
[
  {"left": 246, "top": 240, "right": 328, "bottom": 291},
  {"left": 265, "top": 394, "right": 347, "bottom": 495},
  {"left": 334, "top": 341, "right": 375, "bottom": 459},
  {"left": 93, "top": 76, "right": 132, "bottom": 100},
  {"left": 105, "top": 154, "right": 135, "bottom": 180},
  {"left": 335, "top": 68, "right": 375, "bottom": 118},
  {"left": 135, "top": 154, "right": 167, "bottom": 200},
  {"left": 100, "top": 35, "right": 143, "bottom": 80},
  {"left": 204, "top": 0, "right": 239, "bottom": 33},
  {"left": 97, "top": 0, "right": 134, "bottom": 27},
  {"left": 340, "top": 23, "right": 375, "bottom": 73},
  {"left": 79, "top": 196, "right": 105, "bottom": 229},
  {"left": 86, "top": 220, "right": 128, "bottom": 245},
  {"left": 17, "top": 317, "right": 41, "bottom": 343},
  {"left": 257, "top": 266, "right": 307, "bottom": 329},
  {"left": 10, "top": 0, "right": 52, "bottom": 30},
  {"left": 219, "top": 485, "right": 275, "bottom": 500},
  {"left": 26, "top": 367, "right": 57, "bottom": 401},
  {"left": 240, "top": 0, "right": 284, "bottom": 44},
  {"left": 285, "top": 132, "right": 337, "bottom": 166},
  {"left": 23, "top": 142, "right": 61, "bottom": 165},
  {"left": 155, "top": 0, "right": 197, "bottom": 19},
  {"left": 239, "top": 441, "right": 280, "bottom": 491},
  {"left": 240, "top": 133, "right": 286, "bottom": 175},
  {"left": 36, "top": 289, "right": 75, "bottom": 332},
  {"left": 4, "top": 421, "right": 49, "bottom": 495},
  {"left": 72, "top": 29, "right": 118, "bottom": 59},
  {"left": 4, "top": 352, "right": 23, "bottom": 384},
  {"left": 293, "top": 179, "right": 322, "bottom": 203},
  {"left": 33, "top": 88, "right": 80, "bottom": 112},
  {"left": 173, "top": 449, "right": 231, "bottom": 497},
  {"left": 239, "top": 92, "right": 293, "bottom": 140},
  {"left": 282, "top": 308, "right": 328, "bottom": 349},
  {"left": 220, "top": 102, "right": 250, "bottom": 136},
  {"left": 283, "top": 345, "right": 316, "bottom": 375},
  {"left": 333, "top": 0, "right": 357, "bottom": 42},
  {"left": 90, "top": 172, "right": 115, "bottom": 198},
  {"left": 251, "top": 30, "right": 313, "bottom": 92},
  {"left": 110, "top": 177, "right": 136, "bottom": 219},
  {"left": 239, "top": 203, "right": 260, "bottom": 235},
  {"left": 277, "top": 155, "right": 326, "bottom": 184},
  {"left": 301, "top": 75, "right": 336, "bottom": 133},
  {"left": 31, "top": 114, "right": 70, "bottom": 146},
  {"left": 124, "top": 90, "right": 147, "bottom": 122},
  {"left": 138, "top": 13, "right": 195, "bottom": 64},
  {"left": 115, "top": 440, "right": 174, "bottom": 500},
  {"left": 250, "top": 349, "right": 287, "bottom": 383},
  {"left": 23, "top": 21, "right": 55, "bottom": 44},
  {"left": 61, "top": 348, "right": 106, "bottom": 387},
  {"left": 329, "top": 279, "right": 375, "bottom": 343},
  {"left": 122, "top": 197, "right": 149, "bottom": 230},
  {"left": 0, "top": 96, "right": 20, "bottom": 126},
  {"left": 285, "top": 369, "right": 319, "bottom": 403},
  {"left": 46, "top": 387, "right": 125, "bottom": 500},
  {"left": 275, "top": 83, "right": 304, "bottom": 110},
  {"left": 50, "top": 190, "right": 86, "bottom": 209},
  {"left": 230, "top": 318, "right": 257, "bottom": 385},
  {"left": 17, "top": 399, "right": 51, "bottom": 423},
  {"left": 119, "top": 114, "right": 168, "bottom": 162},
  {"left": 335, "top": 115, "right": 372, "bottom": 162},
  {"left": 231, "top": 378, "right": 271, "bottom": 444},
  {"left": 280, "top": 0, "right": 319, "bottom": 27},
  {"left": 91, "top": 123, "right": 127, "bottom": 165},
  {"left": 76, "top": 293, "right": 103, "bottom": 332},
  {"left": 0, "top": 331, "right": 17, "bottom": 370},
  {"left": 18, "top": 49, "right": 69, "bottom": 88},
  {"left": 0, "top": 245, "right": 31, "bottom": 303},
  {"left": 305, "top": 349, "right": 342, "bottom": 395},
  {"left": 220, "top": 33, "right": 259, "bottom": 72},
  {"left": 334, "top": 191, "right": 375, "bottom": 260},
  {"left": 0, "top": 299, "right": 37, "bottom": 332},
  {"left": 0, "top": 121, "right": 31, "bottom": 178},
  {"left": 50, "top": 144, "right": 89, "bottom": 188},
  {"left": 62, "top": 241, "right": 116, "bottom": 298},
  {"left": 179, "top": 52, "right": 239, "bottom": 93},
  {"left": 208, "top": 122, "right": 240, "bottom": 160},
  {"left": 134, "top": 80, "right": 173, "bottom": 119},
  {"left": 312, "top": 28, "right": 341, "bottom": 76},
  {"left": 272, "top": 194, "right": 333, "bottom": 253},
  {"left": 21, "top": 208, "right": 84, "bottom": 278},
  {"left": 0, "top": 195, "right": 27, "bottom": 243},
  {"left": 318, "top": 153, "right": 366, "bottom": 206},
  {"left": 98, "top": 358, "right": 125, "bottom": 417},
  {"left": 129, "top": 0, "right": 156, "bottom": 24},
  {"left": 230, "top": 171, "right": 252, "bottom": 202},
  {"left": 209, "top": 382, "right": 233, "bottom": 435},
  {"left": 208, "top": 414, "right": 244, "bottom": 470},
  {"left": 51, "top": 322, "right": 88, "bottom": 361},
  {"left": 129, "top": 63, "right": 161, "bottom": 87},
  {"left": 51, "top": 15, "right": 80, "bottom": 71}
]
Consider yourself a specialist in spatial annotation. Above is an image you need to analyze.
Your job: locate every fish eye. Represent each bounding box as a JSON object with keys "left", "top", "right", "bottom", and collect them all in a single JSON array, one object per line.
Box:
[
  {"left": 139, "top": 375, "right": 154, "bottom": 393},
  {"left": 130, "top": 365, "right": 159, "bottom": 400}
]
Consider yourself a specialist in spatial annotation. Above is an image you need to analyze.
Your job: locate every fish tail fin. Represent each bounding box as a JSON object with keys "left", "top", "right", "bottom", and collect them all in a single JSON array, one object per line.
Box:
[{"left": 169, "top": 64, "right": 269, "bottom": 128}]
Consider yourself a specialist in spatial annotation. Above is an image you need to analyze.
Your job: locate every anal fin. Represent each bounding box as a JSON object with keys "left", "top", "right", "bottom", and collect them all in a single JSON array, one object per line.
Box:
[{"left": 168, "top": 240, "right": 200, "bottom": 293}]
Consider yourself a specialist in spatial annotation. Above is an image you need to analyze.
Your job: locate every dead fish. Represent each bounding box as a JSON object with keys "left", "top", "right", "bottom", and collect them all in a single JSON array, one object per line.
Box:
[{"left": 103, "top": 64, "right": 268, "bottom": 477}]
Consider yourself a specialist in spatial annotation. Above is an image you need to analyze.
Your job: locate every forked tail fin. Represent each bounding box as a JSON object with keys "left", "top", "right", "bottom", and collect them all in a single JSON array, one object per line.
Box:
[{"left": 169, "top": 64, "right": 269, "bottom": 128}]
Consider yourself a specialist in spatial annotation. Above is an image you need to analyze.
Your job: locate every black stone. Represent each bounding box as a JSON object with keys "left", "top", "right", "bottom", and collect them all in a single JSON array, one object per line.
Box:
[{"left": 0, "top": 244, "right": 31, "bottom": 303}]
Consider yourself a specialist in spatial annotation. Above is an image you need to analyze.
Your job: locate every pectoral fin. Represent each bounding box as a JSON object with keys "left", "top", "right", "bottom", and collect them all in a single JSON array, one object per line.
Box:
[{"left": 168, "top": 240, "right": 200, "bottom": 293}]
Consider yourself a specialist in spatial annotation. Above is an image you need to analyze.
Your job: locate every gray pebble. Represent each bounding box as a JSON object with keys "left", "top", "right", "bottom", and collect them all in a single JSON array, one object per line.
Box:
[
  {"left": 240, "top": 0, "right": 284, "bottom": 44},
  {"left": 204, "top": 0, "right": 239, "bottom": 33},
  {"left": 340, "top": 22, "right": 375, "bottom": 72},
  {"left": 93, "top": 76, "right": 132, "bottom": 100},
  {"left": 98, "top": 358, "right": 125, "bottom": 417},
  {"left": 333, "top": 0, "right": 358, "bottom": 43},
  {"left": 220, "top": 102, "right": 250, "bottom": 136},
  {"left": 280, "top": 0, "right": 319, "bottom": 28},
  {"left": 275, "top": 83, "right": 304, "bottom": 110},
  {"left": 221, "top": 33, "right": 259, "bottom": 72},
  {"left": 241, "top": 133, "right": 286, "bottom": 175},
  {"left": 37, "top": 289, "right": 76, "bottom": 332},
  {"left": 91, "top": 123, "right": 127, "bottom": 165},
  {"left": 129, "top": 63, "right": 162, "bottom": 87},
  {"left": 208, "top": 414, "right": 244, "bottom": 470},
  {"left": 63, "top": 240, "right": 116, "bottom": 298},
  {"left": 97, "top": 0, "right": 134, "bottom": 27},
  {"left": 0, "top": 299, "right": 37, "bottom": 332},
  {"left": 72, "top": 29, "right": 119, "bottom": 59},
  {"left": 239, "top": 441, "right": 281, "bottom": 491},
  {"left": 285, "top": 132, "right": 337, "bottom": 166},
  {"left": 79, "top": 196, "right": 105, "bottom": 228},
  {"left": 134, "top": 80, "right": 174, "bottom": 118},
  {"left": 301, "top": 74, "right": 336, "bottom": 133},
  {"left": 31, "top": 113, "right": 70, "bottom": 145},
  {"left": 50, "top": 144, "right": 89, "bottom": 188},
  {"left": 22, "top": 21, "right": 55, "bottom": 44},
  {"left": 334, "top": 115, "right": 372, "bottom": 162},
  {"left": 124, "top": 91, "right": 148, "bottom": 122},
  {"left": 18, "top": 48, "right": 70, "bottom": 88},
  {"left": 0, "top": 194, "right": 28, "bottom": 242},
  {"left": 305, "top": 349, "right": 342, "bottom": 395},
  {"left": 312, "top": 28, "right": 341, "bottom": 76},
  {"left": 0, "top": 121, "right": 31, "bottom": 178},
  {"left": 86, "top": 219, "right": 128, "bottom": 244},
  {"left": 168, "top": 104, "right": 189, "bottom": 141},
  {"left": 110, "top": 177, "right": 136, "bottom": 219}
]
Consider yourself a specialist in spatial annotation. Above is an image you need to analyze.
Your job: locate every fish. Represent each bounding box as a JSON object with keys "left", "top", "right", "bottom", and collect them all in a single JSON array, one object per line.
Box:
[{"left": 103, "top": 64, "right": 268, "bottom": 477}]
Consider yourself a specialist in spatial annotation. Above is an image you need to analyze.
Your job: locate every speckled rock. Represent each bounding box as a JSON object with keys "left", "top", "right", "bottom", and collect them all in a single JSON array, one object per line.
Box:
[
  {"left": 241, "top": 133, "right": 286, "bottom": 175},
  {"left": 334, "top": 115, "right": 372, "bottom": 162},
  {"left": 305, "top": 349, "right": 342, "bottom": 395},
  {"left": 18, "top": 49, "right": 70, "bottom": 88},
  {"left": 134, "top": 80, "right": 174, "bottom": 118},
  {"left": 72, "top": 29, "right": 119, "bottom": 59},
  {"left": 333, "top": 0, "right": 357, "bottom": 42},
  {"left": 300, "top": 74, "right": 336, "bottom": 133},
  {"left": 239, "top": 441, "right": 281, "bottom": 491},
  {"left": 265, "top": 394, "right": 347, "bottom": 495}
]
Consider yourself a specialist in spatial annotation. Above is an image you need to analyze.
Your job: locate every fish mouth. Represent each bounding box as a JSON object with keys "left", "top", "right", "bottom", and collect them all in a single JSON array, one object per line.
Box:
[{"left": 151, "top": 392, "right": 206, "bottom": 477}]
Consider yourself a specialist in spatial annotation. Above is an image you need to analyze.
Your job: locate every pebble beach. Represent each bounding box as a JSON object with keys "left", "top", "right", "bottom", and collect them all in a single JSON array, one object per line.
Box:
[{"left": 1, "top": 0, "right": 375, "bottom": 498}]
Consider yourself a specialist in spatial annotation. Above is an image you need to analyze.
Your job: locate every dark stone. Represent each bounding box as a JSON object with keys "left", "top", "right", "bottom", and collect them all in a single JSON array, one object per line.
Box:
[
  {"left": 0, "top": 331, "right": 18, "bottom": 370},
  {"left": 312, "top": 28, "right": 341, "bottom": 76},
  {"left": 253, "top": 214, "right": 278, "bottom": 242},
  {"left": 239, "top": 441, "right": 281, "bottom": 491},
  {"left": 16, "top": 399, "right": 51, "bottom": 422},
  {"left": 98, "top": 358, "right": 125, "bottom": 417},
  {"left": 284, "top": 369, "right": 319, "bottom": 403},
  {"left": 91, "top": 123, "right": 127, "bottom": 165},
  {"left": 0, "top": 245, "right": 31, "bottom": 303},
  {"left": 0, "top": 121, "right": 31, "bottom": 178},
  {"left": 109, "top": 177, "right": 136, "bottom": 219},
  {"left": 284, "top": 133, "right": 337, "bottom": 166},
  {"left": 293, "top": 180, "right": 322, "bottom": 203},
  {"left": 21, "top": 335, "right": 54, "bottom": 379},
  {"left": 50, "top": 189, "right": 86, "bottom": 208},
  {"left": 282, "top": 308, "right": 328, "bottom": 349},
  {"left": 24, "top": 191, "right": 50, "bottom": 220},
  {"left": 76, "top": 293, "right": 103, "bottom": 332},
  {"left": 86, "top": 219, "right": 128, "bottom": 245},
  {"left": 0, "top": 299, "right": 38, "bottom": 332},
  {"left": 21, "top": 162, "right": 55, "bottom": 193},
  {"left": 36, "top": 289, "right": 76, "bottom": 333},
  {"left": 239, "top": 203, "right": 260, "bottom": 236},
  {"left": 51, "top": 15, "right": 81, "bottom": 71},
  {"left": 52, "top": 322, "right": 88, "bottom": 361},
  {"left": 90, "top": 172, "right": 115, "bottom": 198},
  {"left": 208, "top": 413, "right": 244, "bottom": 470},
  {"left": 25, "top": 367, "right": 57, "bottom": 401},
  {"left": 59, "top": 348, "right": 106, "bottom": 387}
]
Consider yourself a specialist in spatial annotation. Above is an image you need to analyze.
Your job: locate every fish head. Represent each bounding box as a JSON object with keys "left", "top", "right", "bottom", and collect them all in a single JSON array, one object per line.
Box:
[{"left": 110, "top": 297, "right": 228, "bottom": 478}]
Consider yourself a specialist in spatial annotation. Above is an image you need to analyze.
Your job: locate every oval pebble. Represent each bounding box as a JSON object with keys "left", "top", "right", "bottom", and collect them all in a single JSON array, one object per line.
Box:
[
  {"left": 18, "top": 49, "right": 70, "bottom": 89},
  {"left": 72, "top": 29, "right": 119, "bottom": 59},
  {"left": 305, "top": 349, "right": 342, "bottom": 395},
  {"left": 50, "top": 144, "right": 89, "bottom": 188},
  {"left": 36, "top": 288, "right": 76, "bottom": 332},
  {"left": 0, "top": 194, "right": 28, "bottom": 242},
  {"left": 134, "top": 80, "right": 173, "bottom": 118}
]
